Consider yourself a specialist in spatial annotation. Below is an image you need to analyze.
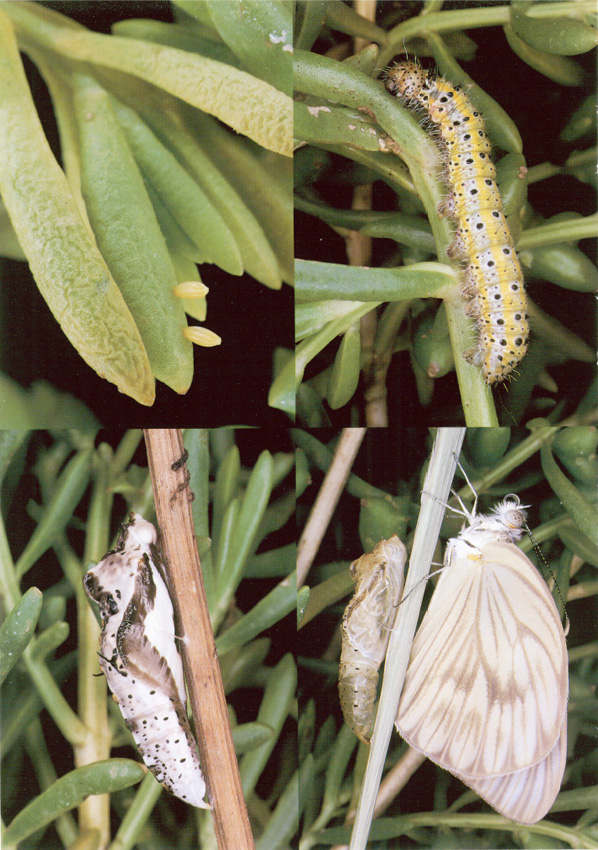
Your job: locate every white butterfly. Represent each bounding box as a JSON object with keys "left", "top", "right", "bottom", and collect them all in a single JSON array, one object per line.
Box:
[{"left": 396, "top": 495, "right": 568, "bottom": 824}]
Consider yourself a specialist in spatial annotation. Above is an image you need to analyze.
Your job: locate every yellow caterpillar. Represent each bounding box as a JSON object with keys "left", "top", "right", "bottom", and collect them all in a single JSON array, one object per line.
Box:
[{"left": 385, "top": 61, "right": 529, "bottom": 385}]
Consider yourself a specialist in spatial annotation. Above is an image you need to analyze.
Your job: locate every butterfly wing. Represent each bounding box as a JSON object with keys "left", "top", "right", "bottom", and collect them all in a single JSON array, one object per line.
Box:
[
  {"left": 396, "top": 541, "right": 568, "bottom": 780},
  {"left": 454, "top": 709, "right": 567, "bottom": 824}
]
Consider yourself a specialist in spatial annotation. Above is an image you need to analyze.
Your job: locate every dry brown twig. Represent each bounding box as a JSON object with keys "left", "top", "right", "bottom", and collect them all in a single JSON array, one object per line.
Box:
[
  {"left": 297, "top": 428, "right": 367, "bottom": 587},
  {"left": 143, "top": 428, "right": 254, "bottom": 850}
]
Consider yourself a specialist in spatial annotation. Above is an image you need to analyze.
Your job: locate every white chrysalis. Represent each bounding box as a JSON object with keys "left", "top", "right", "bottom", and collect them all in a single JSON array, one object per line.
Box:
[
  {"left": 396, "top": 496, "right": 568, "bottom": 824},
  {"left": 339, "top": 535, "right": 406, "bottom": 743},
  {"left": 84, "top": 512, "right": 209, "bottom": 809}
]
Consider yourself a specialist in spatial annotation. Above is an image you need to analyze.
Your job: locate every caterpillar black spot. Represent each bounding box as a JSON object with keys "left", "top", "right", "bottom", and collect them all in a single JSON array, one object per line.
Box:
[{"left": 385, "top": 60, "right": 529, "bottom": 384}]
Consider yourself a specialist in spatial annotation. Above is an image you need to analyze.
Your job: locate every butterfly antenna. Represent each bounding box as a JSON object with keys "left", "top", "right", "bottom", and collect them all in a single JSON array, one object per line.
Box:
[{"left": 526, "top": 521, "right": 570, "bottom": 636}]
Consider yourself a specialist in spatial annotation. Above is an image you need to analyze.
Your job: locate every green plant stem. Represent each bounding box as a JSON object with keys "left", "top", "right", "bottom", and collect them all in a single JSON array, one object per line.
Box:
[
  {"left": 518, "top": 214, "right": 598, "bottom": 249},
  {"left": 75, "top": 450, "right": 113, "bottom": 842},
  {"left": 24, "top": 721, "right": 78, "bottom": 846},
  {"left": 110, "top": 774, "right": 163, "bottom": 850},
  {"left": 216, "top": 572, "right": 297, "bottom": 656},
  {"left": 455, "top": 423, "right": 559, "bottom": 503},
  {"left": 0, "top": 498, "right": 86, "bottom": 746},
  {"left": 239, "top": 654, "right": 297, "bottom": 799},
  {"left": 111, "top": 430, "right": 144, "bottom": 479},
  {"left": 321, "top": 810, "right": 598, "bottom": 848},
  {"left": 381, "top": 5, "right": 512, "bottom": 66},
  {"left": 22, "top": 648, "right": 87, "bottom": 745},
  {"left": 296, "top": 303, "right": 382, "bottom": 392},
  {"left": 0, "top": 512, "right": 22, "bottom": 611},
  {"left": 213, "top": 451, "right": 274, "bottom": 631},
  {"left": 295, "top": 260, "right": 456, "bottom": 302},
  {"left": 526, "top": 0, "right": 596, "bottom": 17}
]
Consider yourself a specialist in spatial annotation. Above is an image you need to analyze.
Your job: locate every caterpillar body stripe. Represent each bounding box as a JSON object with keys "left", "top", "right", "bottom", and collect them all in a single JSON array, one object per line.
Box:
[
  {"left": 385, "top": 61, "right": 529, "bottom": 384},
  {"left": 84, "top": 512, "right": 209, "bottom": 809},
  {"left": 339, "top": 535, "right": 406, "bottom": 743}
]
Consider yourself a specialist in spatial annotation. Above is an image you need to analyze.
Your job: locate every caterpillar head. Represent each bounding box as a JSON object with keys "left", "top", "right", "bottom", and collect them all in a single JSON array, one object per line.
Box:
[{"left": 384, "top": 60, "right": 428, "bottom": 101}]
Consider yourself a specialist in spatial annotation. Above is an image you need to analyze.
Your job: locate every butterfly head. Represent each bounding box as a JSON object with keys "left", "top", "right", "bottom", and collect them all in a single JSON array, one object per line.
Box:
[{"left": 490, "top": 495, "right": 530, "bottom": 540}]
